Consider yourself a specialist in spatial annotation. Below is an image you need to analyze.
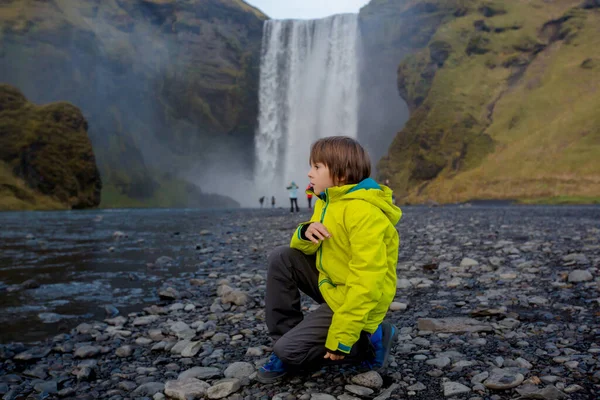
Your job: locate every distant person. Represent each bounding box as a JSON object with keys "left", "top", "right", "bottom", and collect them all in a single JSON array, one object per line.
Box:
[
  {"left": 256, "top": 136, "right": 402, "bottom": 383},
  {"left": 286, "top": 181, "right": 299, "bottom": 212},
  {"left": 259, "top": 196, "right": 265, "bottom": 208},
  {"left": 306, "top": 183, "right": 313, "bottom": 209},
  {"left": 271, "top": 196, "right": 276, "bottom": 208}
]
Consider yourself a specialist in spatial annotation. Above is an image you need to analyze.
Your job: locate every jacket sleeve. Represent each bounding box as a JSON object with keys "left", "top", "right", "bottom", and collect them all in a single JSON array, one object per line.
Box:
[
  {"left": 289, "top": 202, "right": 321, "bottom": 255},
  {"left": 325, "top": 202, "right": 389, "bottom": 353}
]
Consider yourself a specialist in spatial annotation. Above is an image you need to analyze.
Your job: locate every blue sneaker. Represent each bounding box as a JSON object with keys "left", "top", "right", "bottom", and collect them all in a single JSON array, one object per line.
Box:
[
  {"left": 368, "top": 322, "right": 397, "bottom": 370},
  {"left": 256, "top": 353, "right": 288, "bottom": 383}
]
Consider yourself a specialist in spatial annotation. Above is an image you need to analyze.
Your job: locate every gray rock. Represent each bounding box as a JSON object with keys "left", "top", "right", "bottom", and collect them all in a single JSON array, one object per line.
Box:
[
  {"left": 169, "top": 321, "right": 196, "bottom": 340},
  {"left": 460, "top": 258, "right": 479, "bottom": 267},
  {"left": 245, "top": 347, "right": 264, "bottom": 357},
  {"left": 568, "top": 269, "right": 593, "bottom": 282},
  {"left": 181, "top": 341, "right": 203, "bottom": 357},
  {"left": 373, "top": 383, "right": 400, "bottom": 400},
  {"left": 417, "top": 317, "right": 493, "bottom": 333},
  {"left": 116, "top": 345, "right": 133, "bottom": 357},
  {"left": 426, "top": 357, "right": 452, "bottom": 368},
  {"left": 159, "top": 287, "right": 181, "bottom": 300},
  {"left": 164, "top": 378, "right": 210, "bottom": 400},
  {"left": 221, "top": 290, "right": 251, "bottom": 306},
  {"left": 33, "top": 381, "right": 58, "bottom": 394},
  {"left": 483, "top": 368, "right": 525, "bottom": 390},
  {"left": 350, "top": 371, "right": 383, "bottom": 389},
  {"left": 310, "top": 395, "right": 336, "bottom": 400},
  {"left": 407, "top": 382, "right": 426, "bottom": 391},
  {"left": 389, "top": 302, "right": 407, "bottom": 311},
  {"left": 515, "top": 384, "right": 567, "bottom": 399},
  {"left": 207, "top": 378, "right": 241, "bottom": 399},
  {"left": 178, "top": 367, "right": 222, "bottom": 381},
  {"left": 345, "top": 384, "right": 374, "bottom": 396},
  {"left": 133, "top": 382, "right": 165, "bottom": 396},
  {"left": 133, "top": 315, "right": 159, "bottom": 326},
  {"left": 443, "top": 381, "right": 471, "bottom": 396},
  {"left": 223, "top": 362, "right": 255, "bottom": 380},
  {"left": 155, "top": 256, "right": 175, "bottom": 267},
  {"left": 74, "top": 345, "right": 101, "bottom": 358},
  {"left": 14, "top": 347, "right": 51, "bottom": 361}
]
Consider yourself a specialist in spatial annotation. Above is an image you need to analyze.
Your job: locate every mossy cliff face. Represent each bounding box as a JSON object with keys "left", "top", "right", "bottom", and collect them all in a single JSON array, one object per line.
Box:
[
  {"left": 0, "top": 84, "right": 101, "bottom": 210},
  {"left": 0, "top": 0, "right": 266, "bottom": 208},
  {"left": 363, "top": 0, "right": 600, "bottom": 204}
]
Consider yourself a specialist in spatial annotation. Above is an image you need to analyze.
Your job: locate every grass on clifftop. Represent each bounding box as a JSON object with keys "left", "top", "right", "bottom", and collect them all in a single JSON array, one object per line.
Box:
[{"left": 380, "top": 0, "right": 600, "bottom": 204}]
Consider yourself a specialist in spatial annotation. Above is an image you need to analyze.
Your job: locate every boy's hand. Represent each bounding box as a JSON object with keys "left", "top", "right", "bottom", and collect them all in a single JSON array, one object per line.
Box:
[
  {"left": 305, "top": 222, "right": 331, "bottom": 244},
  {"left": 324, "top": 352, "right": 345, "bottom": 361}
]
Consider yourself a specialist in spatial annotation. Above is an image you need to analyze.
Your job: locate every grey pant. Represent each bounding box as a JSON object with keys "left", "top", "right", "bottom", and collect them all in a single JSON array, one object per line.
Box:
[{"left": 266, "top": 246, "right": 372, "bottom": 368}]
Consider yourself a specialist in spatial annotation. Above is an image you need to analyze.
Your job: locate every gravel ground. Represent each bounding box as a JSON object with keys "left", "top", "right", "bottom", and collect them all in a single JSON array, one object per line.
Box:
[{"left": 0, "top": 205, "right": 599, "bottom": 399}]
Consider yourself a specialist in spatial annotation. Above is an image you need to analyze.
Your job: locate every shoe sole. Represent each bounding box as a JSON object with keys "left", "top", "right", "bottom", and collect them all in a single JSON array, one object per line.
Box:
[
  {"left": 255, "top": 371, "right": 288, "bottom": 384},
  {"left": 378, "top": 322, "right": 398, "bottom": 371}
]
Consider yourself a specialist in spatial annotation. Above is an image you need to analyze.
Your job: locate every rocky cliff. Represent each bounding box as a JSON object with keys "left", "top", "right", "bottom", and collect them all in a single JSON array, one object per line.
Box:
[
  {"left": 0, "top": 0, "right": 265, "bottom": 208},
  {"left": 362, "top": 0, "right": 600, "bottom": 204},
  {"left": 0, "top": 84, "right": 101, "bottom": 210}
]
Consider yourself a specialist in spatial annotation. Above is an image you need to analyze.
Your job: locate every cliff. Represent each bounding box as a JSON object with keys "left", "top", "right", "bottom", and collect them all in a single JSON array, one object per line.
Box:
[
  {"left": 362, "top": 0, "right": 600, "bottom": 204},
  {"left": 0, "top": 0, "right": 266, "bottom": 208},
  {"left": 0, "top": 84, "right": 101, "bottom": 210}
]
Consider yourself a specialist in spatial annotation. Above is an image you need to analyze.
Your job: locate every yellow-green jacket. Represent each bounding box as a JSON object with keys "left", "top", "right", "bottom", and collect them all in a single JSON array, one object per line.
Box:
[{"left": 290, "top": 178, "right": 402, "bottom": 354}]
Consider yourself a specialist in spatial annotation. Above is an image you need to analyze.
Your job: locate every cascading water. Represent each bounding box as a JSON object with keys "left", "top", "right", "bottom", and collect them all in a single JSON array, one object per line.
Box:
[{"left": 254, "top": 14, "right": 361, "bottom": 199}]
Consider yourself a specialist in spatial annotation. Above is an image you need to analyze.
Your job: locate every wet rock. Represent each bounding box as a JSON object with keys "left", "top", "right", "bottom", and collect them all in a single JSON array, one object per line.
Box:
[
  {"left": 21, "top": 279, "right": 40, "bottom": 289},
  {"left": 155, "top": 256, "right": 175, "bottom": 267},
  {"left": 103, "top": 305, "right": 120, "bottom": 317},
  {"left": 159, "top": 287, "right": 180, "bottom": 300},
  {"left": 14, "top": 347, "right": 51, "bottom": 361}
]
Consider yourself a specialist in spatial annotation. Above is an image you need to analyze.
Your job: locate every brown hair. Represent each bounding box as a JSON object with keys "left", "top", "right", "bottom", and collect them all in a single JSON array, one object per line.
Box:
[{"left": 309, "top": 136, "right": 371, "bottom": 185}]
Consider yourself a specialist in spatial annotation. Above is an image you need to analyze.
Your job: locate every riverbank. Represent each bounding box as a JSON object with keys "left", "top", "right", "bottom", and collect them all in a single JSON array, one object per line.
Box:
[{"left": 0, "top": 206, "right": 598, "bottom": 399}]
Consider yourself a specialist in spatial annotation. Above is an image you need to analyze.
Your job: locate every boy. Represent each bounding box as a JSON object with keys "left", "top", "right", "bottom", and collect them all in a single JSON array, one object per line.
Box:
[{"left": 257, "top": 136, "right": 402, "bottom": 383}]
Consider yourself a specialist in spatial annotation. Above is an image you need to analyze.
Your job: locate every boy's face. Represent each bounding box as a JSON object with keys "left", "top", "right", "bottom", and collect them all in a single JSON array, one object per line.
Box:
[{"left": 308, "top": 162, "right": 335, "bottom": 195}]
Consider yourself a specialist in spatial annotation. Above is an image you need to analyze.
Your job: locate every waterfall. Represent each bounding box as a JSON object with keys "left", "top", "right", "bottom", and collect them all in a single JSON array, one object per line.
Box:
[{"left": 254, "top": 14, "right": 361, "bottom": 196}]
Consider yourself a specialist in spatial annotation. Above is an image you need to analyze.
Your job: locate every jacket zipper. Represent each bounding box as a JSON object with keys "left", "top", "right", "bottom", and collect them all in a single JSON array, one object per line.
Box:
[{"left": 317, "top": 188, "right": 330, "bottom": 277}]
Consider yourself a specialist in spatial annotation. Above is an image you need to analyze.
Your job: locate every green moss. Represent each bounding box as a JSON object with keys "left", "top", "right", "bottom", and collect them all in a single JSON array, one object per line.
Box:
[
  {"left": 376, "top": 0, "right": 600, "bottom": 204},
  {"left": 518, "top": 196, "right": 600, "bottom": 205},
  {"left": 0, "top": 84, "right": 101, "bottom": 210}
]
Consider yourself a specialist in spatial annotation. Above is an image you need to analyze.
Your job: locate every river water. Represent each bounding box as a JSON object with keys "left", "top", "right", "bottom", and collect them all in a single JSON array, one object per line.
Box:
[{"left": 0, "top": 208, "right": 246, "bottom": 344}]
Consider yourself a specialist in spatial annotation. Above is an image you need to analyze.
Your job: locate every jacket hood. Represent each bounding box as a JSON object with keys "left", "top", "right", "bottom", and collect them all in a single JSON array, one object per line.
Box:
[{"left": 319, "top": 178, "right": 402, "bottom": 225}]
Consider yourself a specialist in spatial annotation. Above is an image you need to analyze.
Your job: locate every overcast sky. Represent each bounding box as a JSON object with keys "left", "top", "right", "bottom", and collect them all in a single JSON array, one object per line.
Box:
[{"left": 246, "top": 0, "right": 371, "bottom": 20}]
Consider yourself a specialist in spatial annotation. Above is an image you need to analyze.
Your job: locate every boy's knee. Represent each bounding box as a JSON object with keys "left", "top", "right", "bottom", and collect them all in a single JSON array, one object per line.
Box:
[
  {"left": 273, "top": 336, "right": 299, "bottom": 366},
  {"left": 267, "top": 246, "right": 297, "bottom": 269}
]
